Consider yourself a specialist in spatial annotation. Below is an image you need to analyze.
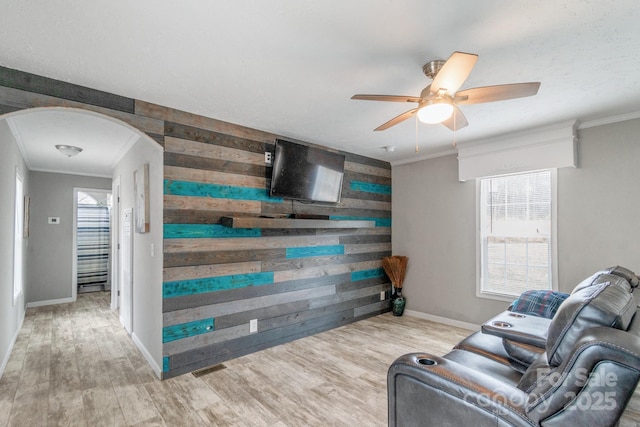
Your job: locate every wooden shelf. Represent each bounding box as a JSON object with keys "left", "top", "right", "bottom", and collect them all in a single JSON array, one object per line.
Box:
[{"left": 220, "top": 216, "right": 376, "bottom": 229}]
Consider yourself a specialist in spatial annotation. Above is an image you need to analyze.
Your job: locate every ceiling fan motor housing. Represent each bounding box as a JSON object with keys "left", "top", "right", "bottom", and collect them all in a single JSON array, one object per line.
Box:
[{"left": 422, "top": 60, "right": 446, "bottom": 79}]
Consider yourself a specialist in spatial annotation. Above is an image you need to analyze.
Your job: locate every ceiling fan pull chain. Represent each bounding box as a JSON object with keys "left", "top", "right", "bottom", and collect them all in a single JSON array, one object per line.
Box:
[
  {"left": 452, "top": 112, "right": 457, "bottom": 148},
  {"left": 415, "top": 114, "right": 419, "bottom": 153}
]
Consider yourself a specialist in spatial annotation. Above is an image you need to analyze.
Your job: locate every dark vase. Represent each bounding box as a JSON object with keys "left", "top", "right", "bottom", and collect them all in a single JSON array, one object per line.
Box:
[{"left": 392, "top": 287, "right": 406, "bottom": 316}]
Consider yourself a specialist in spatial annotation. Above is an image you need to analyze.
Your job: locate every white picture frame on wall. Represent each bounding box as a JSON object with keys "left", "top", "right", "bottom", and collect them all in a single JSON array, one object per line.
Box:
[{"left": 134, "top": 163, "right": 150, "bottom": 233}]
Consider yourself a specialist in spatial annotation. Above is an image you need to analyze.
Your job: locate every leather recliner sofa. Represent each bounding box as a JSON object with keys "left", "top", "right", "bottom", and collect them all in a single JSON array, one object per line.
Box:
[{"left": 388, "top": 267, "right": 640, "bottom": 426}]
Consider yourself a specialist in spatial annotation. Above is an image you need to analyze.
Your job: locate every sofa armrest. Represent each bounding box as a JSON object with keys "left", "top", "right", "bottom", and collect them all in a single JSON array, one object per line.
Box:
[
  {"left": 524, "top": 325, "right": 640, "bottom": 425},
  {"left": 481, "top": 310, "right": 551, "bottom": 348},
  {"left": 388, "top": 352, "right": 533, "bottom": 427}
]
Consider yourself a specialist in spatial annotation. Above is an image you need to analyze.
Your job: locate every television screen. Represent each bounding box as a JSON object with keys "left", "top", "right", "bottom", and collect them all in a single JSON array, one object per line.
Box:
[{"left": 270, "top": 139, "right": 345, "bottom": 203}]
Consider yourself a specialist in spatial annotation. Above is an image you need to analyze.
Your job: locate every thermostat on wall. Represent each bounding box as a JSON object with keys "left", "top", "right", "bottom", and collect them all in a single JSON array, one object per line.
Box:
[{"left": 48, "top": 217, "right": 60, "bottom": 224}]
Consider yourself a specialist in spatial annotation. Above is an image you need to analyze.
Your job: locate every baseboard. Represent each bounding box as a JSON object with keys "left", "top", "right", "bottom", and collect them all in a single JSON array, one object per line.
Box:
[
  {"left": 0, "top": 308, "right": 25, "bottom": 379},
  {"left": 131, "top": 332, "right": 162, "bottom": 380},
  {"left": 404, "top": 309, "right": 480, "bottom": 331},
  {"left": 26, "top": 296, "right": 75, "bottom": 308}
]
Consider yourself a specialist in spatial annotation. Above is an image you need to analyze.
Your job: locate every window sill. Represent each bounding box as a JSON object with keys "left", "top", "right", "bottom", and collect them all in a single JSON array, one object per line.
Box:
[{"left": 475, "top": 290, "right": 518, "bottom": 303}]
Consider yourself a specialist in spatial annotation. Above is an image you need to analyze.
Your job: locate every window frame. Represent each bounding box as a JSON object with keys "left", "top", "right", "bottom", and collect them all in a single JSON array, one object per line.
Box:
[{"left": 475, "top": 168, "right": 558, "bottom": 302}]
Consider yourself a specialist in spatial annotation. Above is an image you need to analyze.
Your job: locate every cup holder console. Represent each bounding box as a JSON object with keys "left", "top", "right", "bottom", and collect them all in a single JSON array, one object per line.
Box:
[
  {"left": 508, "top": 312, "right": 526, "bottom": 318},
  {"left": 417, "top": 358, "right": 437, "bottom": 366},
  {"left": 491, "top": 321, "right": 513, "bottom": 328}
]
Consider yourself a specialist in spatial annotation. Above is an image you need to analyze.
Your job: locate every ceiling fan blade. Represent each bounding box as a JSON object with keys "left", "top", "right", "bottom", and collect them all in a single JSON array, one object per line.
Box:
[
  {"left": 352, "top": 94, "right": 422, "bottom": 103},
  {"left": 430, "top": 51, "right": 478, "bottom": 96},
  {"left": 441, "top": 105, "right": 468, "bottom": 131},
  {"left": 374, "top": 108, "right": 418, "bottom": 131},
  {"left": 455, "top": 82, "right": 541, "bottom": 105}
]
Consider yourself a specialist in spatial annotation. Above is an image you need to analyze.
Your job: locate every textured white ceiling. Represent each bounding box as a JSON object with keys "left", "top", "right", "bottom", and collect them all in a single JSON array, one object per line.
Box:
[{"left": 1, "top": 0, "right": 640, "bottom": 171}]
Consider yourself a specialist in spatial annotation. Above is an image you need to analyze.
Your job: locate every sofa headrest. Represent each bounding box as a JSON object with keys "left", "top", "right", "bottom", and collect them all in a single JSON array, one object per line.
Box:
[
  {"left": 570, "top": 268, "right": 635, "bottom": 294},
  {"left": 546, "top": 273, "right": 636, "bottom": 366},
  {"left": 604, "top": 265, "right": 639, "bottom": 288}
]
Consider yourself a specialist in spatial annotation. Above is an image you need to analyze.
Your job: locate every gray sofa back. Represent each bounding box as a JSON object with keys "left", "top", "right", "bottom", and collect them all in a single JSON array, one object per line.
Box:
[{"left": 546, "top": 272, "right": 636, "bottom": 367}]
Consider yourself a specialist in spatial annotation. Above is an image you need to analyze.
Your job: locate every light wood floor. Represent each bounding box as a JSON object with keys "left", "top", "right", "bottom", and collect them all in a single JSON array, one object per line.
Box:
[{"left": 1, "top": 293, "right": 639, "bottom": 426}]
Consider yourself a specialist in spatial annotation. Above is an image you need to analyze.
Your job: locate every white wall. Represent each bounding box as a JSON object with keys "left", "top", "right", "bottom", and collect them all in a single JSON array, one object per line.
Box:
[
  {"left": 113, "top": 136, "right": 163, "bottom": 376},
  {"left": 27, "top": 172, "right": 111, "bottom": 303},
  {"left": 392, "top": 118, "right": 640, "bottom": 325},
  {"left": 0, "top": 120, "right": 28, "bottom": 377}
]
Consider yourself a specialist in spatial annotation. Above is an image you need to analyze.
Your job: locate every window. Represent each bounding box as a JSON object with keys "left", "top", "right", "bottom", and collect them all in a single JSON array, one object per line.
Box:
[
  {"left": 477, "top": 169, "right": 557, "bottom": 300},
  {"left": 13, "top": 168, "right": 24, "bottom": 305}
]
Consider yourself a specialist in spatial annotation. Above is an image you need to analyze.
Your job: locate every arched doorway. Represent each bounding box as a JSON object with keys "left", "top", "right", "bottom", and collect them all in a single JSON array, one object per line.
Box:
[{"left": 0, "top": 107, "right": 162, "bottom": 335}]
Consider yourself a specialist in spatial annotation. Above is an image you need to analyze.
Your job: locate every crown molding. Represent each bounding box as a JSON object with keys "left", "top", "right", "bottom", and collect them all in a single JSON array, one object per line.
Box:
[
  {"left": 577, "top": 110, "right": 640, "bottom": 129},
  {"left": 390, "top": 148, "right": 458, "bottom": 167}
]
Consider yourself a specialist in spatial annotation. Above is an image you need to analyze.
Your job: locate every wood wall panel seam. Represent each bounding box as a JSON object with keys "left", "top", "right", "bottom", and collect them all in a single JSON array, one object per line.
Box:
[
  {"left": 0, "top": 66, "right": 135, "bottom": 113},
  {"left": 164, "top": 121, "right": 267, "bottom": 153},
  {"left": 135, "top": 99, "right": 280, "bottom": 143},
  {"left": 0, "top": 86, "right": 164, "bottom": 135},
  {"left": 164, "top": 152, "right": 268, "bottom": 178},
  {"left": 163, "top": 284, "right": 337, "bottom": 326},
  {"left": 164, "top": 165, "right": 267, "bottom": 188},
  {"left": 162, "top": 273, "right": 352, "bottom": 313},
  {"left": 164, "top": 136, "right": 266, "bottom": 165},
  {"left": 163, "top": 235, "right": 342, "bottom": 252},
  {"left": 163, "top": 195, "right": 263, "bottom": 212},
  {"left": 343, "top": 161, "right": 392, "bottom": 179}
]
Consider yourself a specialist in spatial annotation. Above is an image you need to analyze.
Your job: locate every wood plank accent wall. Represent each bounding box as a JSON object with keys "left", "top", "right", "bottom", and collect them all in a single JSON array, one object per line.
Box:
[
  {"left": 0, "top": 66, "right": 392, "bottom": 379},
  {"left": 160, "top": 129, "right": 392, "bottom": 378}
]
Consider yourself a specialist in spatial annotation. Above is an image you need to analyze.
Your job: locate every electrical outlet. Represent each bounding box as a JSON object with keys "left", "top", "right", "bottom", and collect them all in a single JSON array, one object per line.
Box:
[
  {"left": 264, "top": 151, "right": 272, "bottom": 165},
  {"left": 380, "top": 291, "right": 385, "bottom": 301},
  {"left": 249, "top": 318, "right": 258, "bottom": 333}
]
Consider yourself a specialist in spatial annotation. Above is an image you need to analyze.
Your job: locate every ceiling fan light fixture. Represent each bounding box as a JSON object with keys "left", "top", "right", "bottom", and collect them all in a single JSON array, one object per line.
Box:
[
  {"left": 417, "top": 99, "right": 454, "bottom": 124},
  {"left": 55, "top": 144, "right": 83, "bottom": 157}
]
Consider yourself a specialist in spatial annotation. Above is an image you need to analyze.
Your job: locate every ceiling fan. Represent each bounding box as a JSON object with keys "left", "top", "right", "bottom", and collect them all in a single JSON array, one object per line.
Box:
[{"left": 352, "top": 51, "right": 540, "bottom": 132}]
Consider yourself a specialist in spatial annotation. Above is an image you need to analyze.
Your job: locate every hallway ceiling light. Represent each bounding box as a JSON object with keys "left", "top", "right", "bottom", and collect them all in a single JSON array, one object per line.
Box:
[{"left": 55, "top": 144, "right": 83, "bottom": 157}]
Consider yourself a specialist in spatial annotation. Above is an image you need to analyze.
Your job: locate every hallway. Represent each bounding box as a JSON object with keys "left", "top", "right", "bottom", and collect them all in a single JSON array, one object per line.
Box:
[{"left": 0, "top": 293, "right": 159, "bottom": 425}]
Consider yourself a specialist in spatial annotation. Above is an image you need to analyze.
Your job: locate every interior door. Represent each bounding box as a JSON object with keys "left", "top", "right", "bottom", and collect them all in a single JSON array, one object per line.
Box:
[{"left": 120, "top": 208, "right": 133, "bottom": 334}]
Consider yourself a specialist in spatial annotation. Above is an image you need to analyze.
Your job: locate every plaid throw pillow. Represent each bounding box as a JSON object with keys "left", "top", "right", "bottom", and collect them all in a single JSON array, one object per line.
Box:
[{"left": 509, "top": 290, "right": 569, "bottom": 319}]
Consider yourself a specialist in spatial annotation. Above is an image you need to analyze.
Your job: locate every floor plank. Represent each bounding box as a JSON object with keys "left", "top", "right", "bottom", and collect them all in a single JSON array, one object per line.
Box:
[{"left": 1, "top": 292, "right": 639, "bottom": 426}]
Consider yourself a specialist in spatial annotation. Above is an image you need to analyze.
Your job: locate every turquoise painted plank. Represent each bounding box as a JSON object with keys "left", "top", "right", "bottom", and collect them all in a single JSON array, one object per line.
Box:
[
  {"left": 163, "top": 356, "right": 170, "bottom": 372},
  {"left": 286, "top": 245, "right": 345, "bottom": 259},
  {"left": 352, "top": 267, "right": 385, "bottom": 282},
  {"left": 164, "top": 179, "right": 283, "bottom": 202},
  {"left": 164, "top": 224, "right": 261, "bottom": 239},
  {"left": 163, "top": 318, "right": 215, "bottom": 343},
  {"left": 163, "top": 272, "right": 275, "bottom": 298},
  {"left": 330, "top": 216, "right": 391, "bottom": 227},
  {"left": 350, "top": 180, "right": 392, "bottom": 195}
]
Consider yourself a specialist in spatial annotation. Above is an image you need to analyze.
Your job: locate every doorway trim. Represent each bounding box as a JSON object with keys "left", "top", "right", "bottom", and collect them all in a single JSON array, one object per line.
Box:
[
  {"left": 111, "top": 177, "right": 121, "bottom": 311},
  {"left": 72, "top": 187, "right": 112, "bottom": 301},
  {"left": 120, "top": 208, "right": 134, "bottom": 334}
]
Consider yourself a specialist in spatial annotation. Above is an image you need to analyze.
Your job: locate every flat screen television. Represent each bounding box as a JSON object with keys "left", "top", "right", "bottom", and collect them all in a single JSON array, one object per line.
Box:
[{"left": 270, "top": 139, "right": 345, "bottom": 203}]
